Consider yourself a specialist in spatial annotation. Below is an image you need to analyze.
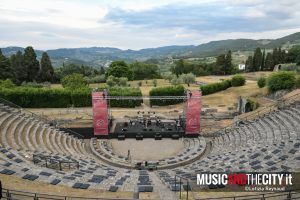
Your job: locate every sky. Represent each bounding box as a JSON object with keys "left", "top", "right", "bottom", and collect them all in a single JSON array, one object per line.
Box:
[{"left": 1, "top": 0, "right": 300, "bottom": 50}]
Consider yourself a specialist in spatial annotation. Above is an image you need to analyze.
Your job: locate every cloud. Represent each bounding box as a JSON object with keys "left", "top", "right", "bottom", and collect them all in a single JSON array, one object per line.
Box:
[
  {"left": 0, "top": 0, "right": 300, "bottom": 50},
  {"left": 104, "top": 1, "right": 300, "bottom": 32}
]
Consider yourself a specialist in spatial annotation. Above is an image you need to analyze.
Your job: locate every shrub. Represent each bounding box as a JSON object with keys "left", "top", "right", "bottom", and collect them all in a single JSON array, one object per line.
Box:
[
  {"left": 108, "top": 87, "right": 142, "bottom": 108},
  {"left": 70, "top": 88, "right": 92, "bottom": 107},
  {"left": 296, "top": 76, "right": 300, "bottom": 88},
  {"left": 21, "top": 81, "right": 51, "bottom": 88},
  {"left": 0, "top": 79, "right": 15, "bottom": 88},
  {"left": 247, "top": 98, "right": 259, "bottom": 111},
  {"left": 149, "top": 85, "right": 185, "bottom": 106},
  {"left": 267, "top": 71, "right": 296, "bottom": 92},
  {"left": 231, "top": 74, "right": 246, "bottom": 87},
  {"left": 152, "top": 79, "right": 157, "bottom": 87},
  {"left": 138, "top": 81, "right": 142, "bottom": 87},
  {"left": 0, "top": 87, "right": 72, "bottom": 108},
  {"left": 257, "top": 77, "right": 266, "bottom": 88},
  {"left": 200, "top": 79, "right": 232, "bottom": 95},
  {"left": 118, "top": 77, "right": 128, "bottom": 87},
  {"left": 62, "top": 73, "right": 88, "bottom": 90}
]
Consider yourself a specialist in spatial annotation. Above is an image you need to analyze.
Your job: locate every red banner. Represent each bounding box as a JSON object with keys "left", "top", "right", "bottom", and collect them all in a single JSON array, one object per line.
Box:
[
  {"left": 92, "top": 92, "right": 109, "bottom": 135},
  {"left": 185, "top": 90, "right": 201, "bottom": 134}
]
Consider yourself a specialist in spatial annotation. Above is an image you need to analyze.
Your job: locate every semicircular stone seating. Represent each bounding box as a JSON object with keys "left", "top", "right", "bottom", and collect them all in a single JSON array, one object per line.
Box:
[
  {"left": 156, "top": 101, "right": 300, "bottom": 190},
  {"left": 0, "top": 100, "right": 300, "bottom": 193}
]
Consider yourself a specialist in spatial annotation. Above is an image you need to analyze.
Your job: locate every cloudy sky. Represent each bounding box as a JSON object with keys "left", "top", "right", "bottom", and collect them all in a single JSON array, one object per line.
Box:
[{"left": 1, "top": 0, "right": 300, "bottom": 50}]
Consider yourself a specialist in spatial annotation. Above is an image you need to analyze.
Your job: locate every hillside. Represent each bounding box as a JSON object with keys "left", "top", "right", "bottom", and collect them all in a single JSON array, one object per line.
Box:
[{"left": 1, "top": 32, "right": 300, "bottom": 67}]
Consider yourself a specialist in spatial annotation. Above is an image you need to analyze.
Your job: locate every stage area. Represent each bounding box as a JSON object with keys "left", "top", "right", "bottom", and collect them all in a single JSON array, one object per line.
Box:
[{"left": 110, "top": 139, "right": 185, "bottom": 161}]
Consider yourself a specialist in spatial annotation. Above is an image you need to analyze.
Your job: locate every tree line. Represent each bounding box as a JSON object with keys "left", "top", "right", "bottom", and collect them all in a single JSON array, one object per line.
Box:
[
  {"left": 245, "top": 45, "right": 300, "bottom": 72},
  {"left": 0, "top": 47, "right": 54, "bottom": 85}
]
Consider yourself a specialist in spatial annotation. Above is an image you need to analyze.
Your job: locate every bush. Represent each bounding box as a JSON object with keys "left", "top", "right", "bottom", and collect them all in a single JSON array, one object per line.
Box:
[
  {"left": 296, "top": 76, "right": 300, "bottom": 88},
  {"left": 247, "top": 98, "right": 259, "bottom": 111},
  {"left": 257, "top": 77, "right": 266, "bottom": 88},
  {"left": 149, "top": 85, "right": 185, "bottom": 106},
  {"left": 108, "top": 87, "right": 142, "bottom": 108},
  {"left": 0, "top": 79, "right": 15, "bottom": 88},
  {"left": 21, "top": 81, "right": 51, "bottom": 88},
  {"left": 152, "top": 79, "right": 157, "bottom": 87},
  {"left": 231, "top": 75, "right": 246, "bottom": 87},
  {"left": 267, "top": 71, "right": 296, "bottom": 92},
  {"left": 62, "top": 73, "right": 88, "bottom": 90},
  {"left": 70, "top": 88, "right": 92, "bottom": 107},
  {"left": 0, "top": 87, "right": 72, "bottom": 108},
  {"left": 200, "top": 79, "right": 232, "bottom": 95}
]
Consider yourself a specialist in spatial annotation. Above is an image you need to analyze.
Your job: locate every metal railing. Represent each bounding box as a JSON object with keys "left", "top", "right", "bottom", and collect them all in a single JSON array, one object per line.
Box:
[
  {"left": 0, "top": 97, "right": 84, "bottom": 139},
  {"left": 1, "top": 188, "right": 135, "bottom": 200},
  {"left": 202, "top": 91, "right": 300, "bottom": 138}
]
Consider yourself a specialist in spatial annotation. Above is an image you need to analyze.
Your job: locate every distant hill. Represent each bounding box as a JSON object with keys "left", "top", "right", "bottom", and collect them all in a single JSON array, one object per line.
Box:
[{"left": 2, "top": 32, "right": 300, "bottom": 67}]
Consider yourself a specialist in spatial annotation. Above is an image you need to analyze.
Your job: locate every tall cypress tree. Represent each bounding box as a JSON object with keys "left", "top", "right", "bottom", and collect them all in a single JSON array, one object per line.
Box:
[
  {"left": 265, "top": 52, "right": 274, "bottom": 70},
  {"left": 39, "top": 52, "right": 54, "bottom": 82},
  {"left": 245, "top": 56, "right": 254, "bottom": 72},
  {"left": 0, "top": 49, "right": 14, "bottom": 80},
  {"left": 23, "top": 46, "right": 40, "bottom": 82},
  {"left": 10, "top": 51, "right": 26, "bottom": 85},
  {"left": 261, "top": 49, "right": 265, "bottom": 71},
  {"left": 253, "top": 48, "right": 262, "bottom": 71},
  {"left": 272, "top": 48, "right": 279, "bottom": 66},
  {"left": 225, "top": 50, "right": 232, "bottom": 75}
]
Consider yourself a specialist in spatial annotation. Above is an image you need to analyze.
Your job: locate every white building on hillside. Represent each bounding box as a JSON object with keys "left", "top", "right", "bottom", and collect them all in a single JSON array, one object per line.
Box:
[{"left": 238, "top": 64, "right": 246, "bottom": 70}]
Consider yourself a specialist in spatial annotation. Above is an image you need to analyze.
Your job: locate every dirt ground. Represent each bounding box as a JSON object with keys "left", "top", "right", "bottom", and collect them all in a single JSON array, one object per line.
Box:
[{"left": 110, "top": 138, "right": 185, "bottom": 161}]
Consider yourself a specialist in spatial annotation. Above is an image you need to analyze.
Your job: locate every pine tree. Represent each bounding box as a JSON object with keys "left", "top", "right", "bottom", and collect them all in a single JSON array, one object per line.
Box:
[
  {"left": 265, "top": 52, "right": 274, "bottom": 70},
  {"left": 245, "top": 56, "right": 254, "bottom": 72},
  {"left": 261, "top": 49, "right": 265, "bottom": 71},
  {"left": 39, "top": 52, "right": 54, "bottom": 82},
  {"left": 253, "top": 48, "right": 262, "bottom": 71},
  {"left": 10, "top": 51, "right": 27, "bottom": 85},
  {"left": 0, "top": 49, "right": 14, "bottom": 80},
  {"left": 23, "top": 46, "right": 40, "bottom": 82}
]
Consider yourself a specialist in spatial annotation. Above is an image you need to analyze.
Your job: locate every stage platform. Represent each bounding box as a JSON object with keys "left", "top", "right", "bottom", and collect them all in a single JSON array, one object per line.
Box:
[{"left": 111, "top": 120, "right": 185, "bottom": 139}]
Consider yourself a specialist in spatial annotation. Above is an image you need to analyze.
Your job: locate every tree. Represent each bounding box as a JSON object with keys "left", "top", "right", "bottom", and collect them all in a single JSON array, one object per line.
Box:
[
  {"left": 61, "top": 73, "right": 88, "bottom": 90},
  {"left": 129, "top": 61, "right": 160, "bottom": 80},
  {"left": 245, "top": 56, "right": 254, "bottom": 72},
  {"left": 253, "top": 48, "right": 262, "bottom": 71},
  {"left": 39, "top": 52, "right": 54, "bottom": 82},
  {"left": 224, "top": 50, "right": 233, "bottom": 74},
  {"left": 171, "top": 77, "right": 183, "bottom": 85},
  {"left": 100, "top": 66, "right": 105, "bottom": 74},
  {"left": 171, "top": 59, "right": 185, "bottom": 76},
  {"left": 105, "top": 61, "right": 133, "bottom": 80},
  {"left": 0, "top": 49, "right": 14, "bottom": 80},
  {"left": 23, "top": 46, "right": 40, "bottom": 81},
  {"left": 265, "top": 52, "right": 274, "bottom": 70},
  {"left": 286, "top": 45, "right": 300, "bottom": 63},
  {"left": 261, "top": 49, "right": 265, "bottom": 71},
  {"left": 215, "top": 54, "right": 226, "bottom": 75},
  {"left": 10, "top": 51, "right": 26, "bottom": 84},
  {"left": 180, "top": 73, "right": 196, "bottom": 86},
  {"left": 272, "top": 48, "right": 279, "bottom": 66}
]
